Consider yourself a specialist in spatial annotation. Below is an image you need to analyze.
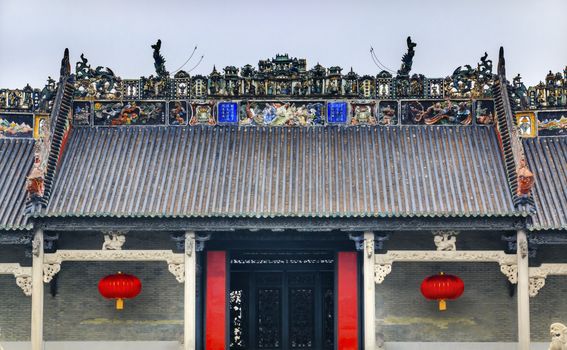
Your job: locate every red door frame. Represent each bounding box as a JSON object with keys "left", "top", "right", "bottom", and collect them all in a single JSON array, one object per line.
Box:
[
  {"left": 205, "top": 250, "right": 360, "bottom": 350},
  {"left": 337, "top": 251, "right": 359, "bottom": 350},
  {"left": 205, "top": 251, "right": 227, "bottom": 350}
]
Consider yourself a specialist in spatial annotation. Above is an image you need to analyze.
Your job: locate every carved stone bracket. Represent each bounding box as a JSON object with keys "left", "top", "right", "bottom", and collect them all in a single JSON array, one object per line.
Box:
[
  {"left": 528, "top": 264, "right": 567, "bottom": 297},
  {"left": 43, "top": 263, "right": 61, "bottom": 283},
  {"left": 168, "top": 263, "right": 185, "bottom": 283},
  {"left": 16, "top": 276, "right": 32, "bottom": 296},
  {"left": 195, "top": 234, "right": 211, "bottom": 252},
  {"left": 374, "top": 264, "right": 392, "bottom": 284},
  {"left": 349, "top": 234, "right": 364, "bottom": 251},
  {"left": 499, "top": 264, "right": 518, "bottom": 284},
  {"left": 43, "top": 250, "right": 184, "bottom": 282},
  {"left": 374, "top": 250, "right": 517, "bottom": 284},
  {"left": 0, "top": 263, "right": 33, "bottom": 296},
  {"left": 529, "top": 277, "right": 546, "bottom": 297}
]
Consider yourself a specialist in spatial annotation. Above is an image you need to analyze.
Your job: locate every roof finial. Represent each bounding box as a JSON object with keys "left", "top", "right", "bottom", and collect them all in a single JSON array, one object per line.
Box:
[
  {"left": 497, "top": 46, "right": 506, "bottom": 78},
  {"left": 60, "top": 48, "right": 70, "bottom": 77}
]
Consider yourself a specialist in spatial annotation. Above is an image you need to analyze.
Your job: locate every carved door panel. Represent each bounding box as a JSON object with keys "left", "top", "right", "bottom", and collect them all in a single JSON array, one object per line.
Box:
[{"left": 230, "top": 270, "right": 334, "bottom": 350}]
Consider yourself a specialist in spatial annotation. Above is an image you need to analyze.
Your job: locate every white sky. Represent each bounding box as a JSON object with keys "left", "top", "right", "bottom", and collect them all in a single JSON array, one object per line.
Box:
[{"left": 1, "top": 0, "right": 566, "bottom": 88}]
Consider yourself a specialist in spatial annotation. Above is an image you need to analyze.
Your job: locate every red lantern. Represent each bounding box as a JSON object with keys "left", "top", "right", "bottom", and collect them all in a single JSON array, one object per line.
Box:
[
  {"left": 420, "top": 272, "right": 464, "bottom": 311},
  {"left": 98, "top": 272, "right": 142, "bottom": 310}
]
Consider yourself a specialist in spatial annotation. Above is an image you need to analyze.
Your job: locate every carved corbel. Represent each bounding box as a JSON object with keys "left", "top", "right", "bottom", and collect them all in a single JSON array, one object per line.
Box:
[
  {"left": 31, "top": 235, "right": 41, "bottom": 257},
  {"left": 348, "top": 234, "right": 364, "bottom": 251},
  {"left": 365, "top": 237, "right": 375, "bottom": 258},
  {"left": 374, "top": 264, "right": 392, "bottom": 284},
  {"left": 195, "top": 233, "right": 211, "bottom": 252},
  {"left": 168, "top": 263, "right": 185, "bottom": 283},
  {"left": 500, "top": 264, "right": 518, "bottom": 284},
  {"left": 16, "top": 276, "right": 32, "bottom": 296},
  {"left": 43, "top": 263, "right": 61, "bottom": 283},
  {"left": 529, "top": 277, "right": 546, "bottom": 297}
]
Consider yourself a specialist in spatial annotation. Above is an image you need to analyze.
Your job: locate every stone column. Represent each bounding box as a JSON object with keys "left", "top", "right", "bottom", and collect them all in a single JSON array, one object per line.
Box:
[
  {"left": 184, "top": 231, "right": 196, "bottom": 350},
  {"left": 517, "top": 229, "right": 530, "bottom": 350},
  {"left": 363, "top": 231, "right": 376, "bottom": 350},
  {"left": 31, "top": 228, "right": 44, "bottom": 350}
]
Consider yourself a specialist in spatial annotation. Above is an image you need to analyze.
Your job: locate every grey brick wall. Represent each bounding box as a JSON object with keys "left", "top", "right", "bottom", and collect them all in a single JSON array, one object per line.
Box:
[
  {"left": 376, "top": 262, "right": 518, "bottom": 342},
  {"left": 0, "top": 275, "right": 31, "bottom": 340},
  {"left": 43, "top": 261, "right": 184, "bottom": 341}
]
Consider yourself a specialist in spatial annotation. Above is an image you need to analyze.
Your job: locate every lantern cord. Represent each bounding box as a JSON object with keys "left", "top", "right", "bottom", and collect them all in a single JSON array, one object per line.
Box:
[
  {"left": 370, "top": 47, "right": 396, "bottom": 74},
  {"left": 172, "top": 46, "right": 198, "bottom": 74},
  {"left": 188, "top": 56, "right": 205, "bottom": 73}
]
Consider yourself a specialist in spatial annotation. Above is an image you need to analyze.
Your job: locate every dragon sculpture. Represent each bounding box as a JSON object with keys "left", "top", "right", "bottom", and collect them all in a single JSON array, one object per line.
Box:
[
  {"left": 397, "top": 36, "right": 417, "bottom": 77},
  {"left": 151, "top": 39, "right": 169, "bottom": 78}
]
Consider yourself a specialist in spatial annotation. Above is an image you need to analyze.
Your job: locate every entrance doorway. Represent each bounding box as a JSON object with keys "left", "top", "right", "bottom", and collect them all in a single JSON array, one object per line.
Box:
[{"left": 229, "top": 253, "right": 335, "bottom": 350}]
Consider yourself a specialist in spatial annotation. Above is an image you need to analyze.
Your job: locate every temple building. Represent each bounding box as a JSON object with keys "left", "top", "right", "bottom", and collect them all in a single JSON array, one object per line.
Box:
[{"left": 0, "top": 39, "right": 566, "bottom": 350}]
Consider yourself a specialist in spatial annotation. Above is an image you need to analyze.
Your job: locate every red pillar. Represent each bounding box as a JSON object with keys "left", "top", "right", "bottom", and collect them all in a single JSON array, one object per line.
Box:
[
  {"left": 337, "top": 251, "right": 359, "bottom": 350},
  {"left": 205, "top": 251, "right": 227, "bottom": 350}
]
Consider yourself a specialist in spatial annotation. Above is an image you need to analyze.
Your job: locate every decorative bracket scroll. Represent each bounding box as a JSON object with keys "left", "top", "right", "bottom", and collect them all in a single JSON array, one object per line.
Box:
[
  {"left": 374, "top": 250, "right": 517, "bottom": 284},
  {"left": 168, "top": 263, "right": 185, "bottom": 283},
  {"left": 528, "top": 264, "right": 567, "bottom": 297},
  {"left": 374, "top": 264, "right": 392, "bottom": 284},
  {"left": 0, "top": 263, "right": 33, "bottom": 296},
  {"left": 499, "top": 264, "right": 518, "bottom": 284},
  {"left": 43, "top": 250, "right": 184, "bottom": 283},
  {"left": 43, "top": 263, "right": 61, "bottom": 283}
]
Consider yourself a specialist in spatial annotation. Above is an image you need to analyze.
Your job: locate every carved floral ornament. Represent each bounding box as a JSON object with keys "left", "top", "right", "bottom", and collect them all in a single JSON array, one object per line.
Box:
[
  {"left": 0, "top": 264, "right": 32, "bottom": 296},
  {"left": 433, "top": 231, "right": 458, "bottom": 251}
]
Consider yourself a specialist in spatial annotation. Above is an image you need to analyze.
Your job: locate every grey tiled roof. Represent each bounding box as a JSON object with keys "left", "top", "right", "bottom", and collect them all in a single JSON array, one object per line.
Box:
[
  {"left": 523, "top": 137, "right": 567, "bottom": 231},
  {"left": 43, "top": 125, "right": 518, "bottom": 219},
  {"left": 0, "top": 138, "right": 34, "bottom": 230}
]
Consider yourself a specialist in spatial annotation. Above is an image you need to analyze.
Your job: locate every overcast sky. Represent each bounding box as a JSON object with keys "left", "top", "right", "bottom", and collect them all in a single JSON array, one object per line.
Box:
[{"left": 1, "top": 0, "right": 565, "bottom": 88}]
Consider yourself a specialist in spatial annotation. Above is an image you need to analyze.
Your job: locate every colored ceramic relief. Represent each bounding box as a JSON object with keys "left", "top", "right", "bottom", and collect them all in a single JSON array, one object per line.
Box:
[
  {"left": 378, "top": 101, "right": 398, "bottom": 125},
  {"left": 75, "top": 54, "right": 122, "bottom": 99},
  {"left": 350, "top": 102, "right": 376, "bottom": 125},
  {"left": 0, "top": 113, "right": 33, "bottom": 138},
  {"left": 190, "top": 103, "right": 215, "bottom": 125},
  {"left": 73, "top": 101, "right": 91, "bottom": 126},
  {"left": 217, "top": 102, "right": 239, "bottom": 124},
  {"left": 538, "top": 111, "right": 567, "bottom": 136},
  {"left": 327, "top": 101, "right": 349, "bottom": 124},
  {"left": 168, "top": 101, "right": 189, "bottom": 125},
  {"left": 474, "top": 100, "right": 496, "bottom": 125},
  {"left": 401, "top": 100, "right": 472, "bottom": 125},
  {"left": 239, "top": 101, "right": 324, "bottom": 126},
  {"left": 33, "top": 114, "right": 48, "bottom": 139},
  {"left": 94, "top": 101, "right": 165, "bottom": 126},
  {"left": 516, "top": 112, "right": 537, "bottom": 137}
]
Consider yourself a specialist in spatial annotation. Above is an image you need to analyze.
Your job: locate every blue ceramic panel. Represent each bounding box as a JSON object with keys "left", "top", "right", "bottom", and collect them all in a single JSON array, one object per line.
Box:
[
  {"left": 217, "top": 102, "right": 239, "bottom": 124},
  {"left": 327, "top": 101, "right": 348, "bottom": 123}
]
